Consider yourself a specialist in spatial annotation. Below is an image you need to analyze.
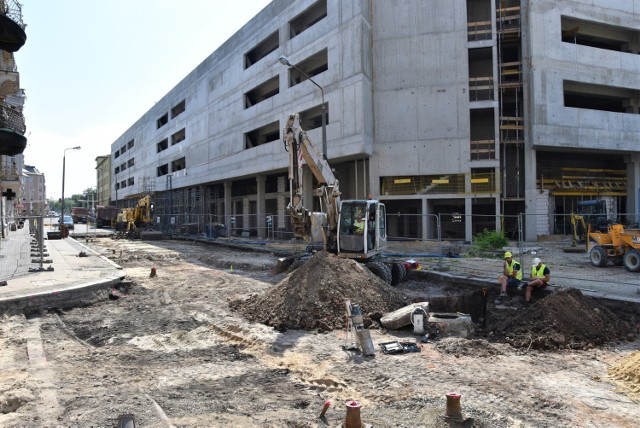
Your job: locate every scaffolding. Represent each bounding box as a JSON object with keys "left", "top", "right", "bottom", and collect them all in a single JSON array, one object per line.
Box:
[{"left": 497, "top": 0, "right": 524, "bottom": 207}]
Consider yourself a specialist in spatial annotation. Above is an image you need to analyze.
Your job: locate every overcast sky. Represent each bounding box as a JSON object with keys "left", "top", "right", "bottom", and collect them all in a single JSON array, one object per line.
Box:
[{"left": 15, "top": 0, "right": 272, "bottom": 200}]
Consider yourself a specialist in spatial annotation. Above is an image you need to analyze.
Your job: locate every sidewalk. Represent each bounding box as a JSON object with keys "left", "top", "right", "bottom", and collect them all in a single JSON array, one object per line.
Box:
[{"left": 0, "top": 225, "right": 124, "bottom": 313}]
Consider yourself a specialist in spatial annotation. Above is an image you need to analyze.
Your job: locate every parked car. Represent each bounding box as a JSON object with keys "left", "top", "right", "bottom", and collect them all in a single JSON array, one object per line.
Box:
[{"left": 59, "top": 215, "right": 74, "bottom": 230}]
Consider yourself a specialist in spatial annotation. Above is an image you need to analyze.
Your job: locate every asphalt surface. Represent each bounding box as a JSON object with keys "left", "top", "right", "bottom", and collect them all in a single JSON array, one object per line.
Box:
[{"left": 0, "top": 222, "right": 123, "bottom": 311}]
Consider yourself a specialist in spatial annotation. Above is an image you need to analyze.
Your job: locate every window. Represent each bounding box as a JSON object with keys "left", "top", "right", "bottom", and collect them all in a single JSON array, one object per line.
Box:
[
  {"left": 157, "top": 164, "right": 168, "bottom": 177},
  {"left": 244, "top": 31, "right": 279, "bottom": 69},
  {"left": 285, "top": 49, "right": 328, "bottom": 87},
  {"left": 127, "top": 158, "right": 135, "bottom": 167},
  {"left": 298, "top": 104, "right": 329, "bottom": 130},
  {"left": 114, "top": 150, "right": 120, "bottom": 159},
  {"left": 244, "top": 76, "right": 279, "bottom": 109},
  {"left": 289, "top": 0, "right": 327, "bottom": 39},
  {"left": 171, "top": 100, "right": 186, "bottom": 118},
  {"left": 171, "top": 128, "right": 186, "bottom": 145},
  {"left": 120, "top": 162, "right": 127, "bottom": 171},
  {"left": 128, "top": 177, "right": 134, "bottom": 186},
  {"left": 157, "top": 138, "right": 168, "bottom": 153},
  {"left": 244, "top": 121, "right": 279, "bottom": 149},
  {"left": 563, "top": 80, "right": 639, "bottom": 114},
  {"left": 114, "top": 166, "right": 120, "bottom": 174},
  {"left": 157, "top": 113, "right": 168, "bottom": 129},
  {"left": 561, "top": 16, "right": 640, "bottom": 53},
  {"left": 120, "top": 144, "right": 127, "bottom": 154},
  {"left": 171, "top": 157, "right": 186, "bottom": 172},
  {"left": 127, "top": 139, "right": 134, "bottom": 149}
]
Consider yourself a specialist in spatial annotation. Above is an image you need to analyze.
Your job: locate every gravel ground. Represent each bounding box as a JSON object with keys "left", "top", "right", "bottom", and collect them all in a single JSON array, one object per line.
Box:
[{"left": 0, "top": 237, "right": 638, "bottom": 427}]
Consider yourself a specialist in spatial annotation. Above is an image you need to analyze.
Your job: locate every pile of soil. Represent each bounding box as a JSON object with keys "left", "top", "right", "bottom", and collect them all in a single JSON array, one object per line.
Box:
[
  {"left": 489, "top": 288, "right": 636, "bottom": 350},
  {"left": 608, "top": 351, "right": 640, "bottom": 401},
  {"left": 234, "top": 251, "right": 407, "bottom": 331}
]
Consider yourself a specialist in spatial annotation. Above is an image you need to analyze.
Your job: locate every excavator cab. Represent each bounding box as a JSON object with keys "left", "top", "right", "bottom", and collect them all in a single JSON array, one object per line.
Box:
[{"left": 337, "top": 200, "right": 387, "bottom": 258}]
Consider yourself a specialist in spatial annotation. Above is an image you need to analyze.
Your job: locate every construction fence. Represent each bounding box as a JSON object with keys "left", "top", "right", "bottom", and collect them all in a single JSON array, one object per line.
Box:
[{"left": 147, "top": 211, "right": 640, "bottom": 292}]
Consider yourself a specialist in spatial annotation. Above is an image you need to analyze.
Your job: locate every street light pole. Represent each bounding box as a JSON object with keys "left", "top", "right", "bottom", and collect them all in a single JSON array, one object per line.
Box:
[
  {"left": 60, "top": 146, "right": 81, "bottom": 229},
  {"left": 278, "top": 55, "right": 327, "bottom": 160}
]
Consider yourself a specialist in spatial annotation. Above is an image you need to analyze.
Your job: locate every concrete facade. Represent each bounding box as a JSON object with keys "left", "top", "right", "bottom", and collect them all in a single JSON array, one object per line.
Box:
[
  {"left": 110, "top": 0, "right": 640, "bottom": 242},
  {"left": 95, "top": 155, "right": 111, "bottom": 207},
  {"left": 21, "top": 165, "right": 45, "bottom": 217}
]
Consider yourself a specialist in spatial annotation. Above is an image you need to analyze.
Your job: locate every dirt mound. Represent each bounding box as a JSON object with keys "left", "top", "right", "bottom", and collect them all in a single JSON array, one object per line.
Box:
[
  {"left": 234, "top": 251, "right": 407, "bottom": 331},
  {"left": 608, "top": 351, "right": 640, "bottom": 401},
  {"left": 489, "top": 288, "right": 635, "bottom": 350}
]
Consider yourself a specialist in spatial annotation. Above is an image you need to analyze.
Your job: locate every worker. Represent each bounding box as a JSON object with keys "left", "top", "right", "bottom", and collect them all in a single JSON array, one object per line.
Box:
[
  {"left": 526, "top": 257, "right": 550, "bottom": 304},
  {"left": 354, "top": 215, "right": 365, "bottom": 235},
  {"left": 497, "top": 251, "right": 522, "bottom": 299}
]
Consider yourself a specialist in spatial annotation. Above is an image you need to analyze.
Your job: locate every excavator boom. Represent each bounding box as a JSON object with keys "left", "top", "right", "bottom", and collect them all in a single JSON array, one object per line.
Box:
[{"left": 283, "top": 113, "right": 341, "bottom": 249}]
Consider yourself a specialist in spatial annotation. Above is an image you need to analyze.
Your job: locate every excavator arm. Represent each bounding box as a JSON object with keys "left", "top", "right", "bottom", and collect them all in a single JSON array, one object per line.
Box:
[
  {"left": 570, "top": 212, "right": 587, "bottom": 247},
  {"left": 283, "top": 113, "right": 341, "bottom": 250}
]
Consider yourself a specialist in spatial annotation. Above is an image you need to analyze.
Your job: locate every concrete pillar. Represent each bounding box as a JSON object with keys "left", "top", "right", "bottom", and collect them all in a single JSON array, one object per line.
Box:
[
  {"left": 464, "top": 173, "right": 473, "bottom": 243},
  {"left": 224, "top": 180, "right": 232, "bottom": 235},
  {"left": 623, "top": 98, "right": 639, "bottom": 114},
  {"left": 277, "top": 176, "right": 287, "bottom": 230},
  {"left": 256, "top": 174, "right": 266, "bottom": 239},
  {"left": 495, "top": 196, "right": 501, "bottom": 233},
  {"left": 465, "top": 197, "right": 473, "bottom": 243},
  {"left": 243, "top": 197, "right": 250, "bottom": 234},
  {"left": 421, "top": 197, "right": 430, "bottom": 241},
  {"left": 626, "top": 154, "right": 640, "bottom": 226}
]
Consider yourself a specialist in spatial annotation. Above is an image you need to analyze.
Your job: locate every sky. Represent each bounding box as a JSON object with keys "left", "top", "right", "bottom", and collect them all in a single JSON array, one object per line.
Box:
[{"left": 15, "top": 0, "right": 272, "bottom": 200}]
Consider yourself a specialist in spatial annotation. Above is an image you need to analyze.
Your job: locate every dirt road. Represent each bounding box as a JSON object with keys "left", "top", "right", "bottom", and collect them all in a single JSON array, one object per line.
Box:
[{"left": 0, "top": 238, "right": 639, "bottom": 427}]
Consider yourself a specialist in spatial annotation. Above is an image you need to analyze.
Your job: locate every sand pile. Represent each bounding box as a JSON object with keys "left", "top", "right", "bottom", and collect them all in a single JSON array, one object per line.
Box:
[
  {"left": 608, "top": 351, "right": 640, "bottom": 401},
  {"left": 490, "top": 288, "right": 635, "bottom": 350},
  {"left": 234, "top": 251, "right": 407, "bottom": 331}
]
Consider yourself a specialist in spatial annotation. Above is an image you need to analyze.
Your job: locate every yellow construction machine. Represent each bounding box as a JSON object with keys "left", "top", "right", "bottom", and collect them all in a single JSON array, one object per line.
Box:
[
  {"left": 570, "top": 212, "right": 587, "bottom": 247},
  {"left": 587, "top": 224, "right": 640, "bottom": 271},
  {"left": 115, "top": 195, "right": 154, "bottom": 238}
]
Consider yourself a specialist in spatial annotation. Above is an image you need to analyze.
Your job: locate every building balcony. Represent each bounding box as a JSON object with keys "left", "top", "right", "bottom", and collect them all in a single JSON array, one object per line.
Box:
[
  {"left": 0, "top": 100, "right": 26, "bottom": 156},
  {"left": 0, "top": 0, "right": 27, "bottom": 53}
]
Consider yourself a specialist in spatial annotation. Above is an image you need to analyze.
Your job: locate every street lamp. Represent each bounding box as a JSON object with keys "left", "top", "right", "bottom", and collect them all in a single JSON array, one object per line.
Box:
[
  {"left": 278, "top": 55, "right": 327, "bottom": 160},
  {"left": 60, "top": 146, "right": 81, "bottom": 229}
]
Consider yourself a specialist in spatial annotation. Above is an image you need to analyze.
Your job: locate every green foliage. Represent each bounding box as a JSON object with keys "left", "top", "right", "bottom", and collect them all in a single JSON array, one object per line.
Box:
[{"left": 472, "top": 229, "right": 508, "bottom": 251}]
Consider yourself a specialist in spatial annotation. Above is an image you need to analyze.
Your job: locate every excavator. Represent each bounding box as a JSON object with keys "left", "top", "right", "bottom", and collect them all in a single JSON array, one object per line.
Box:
[
  {"left": 278, "top": 113, "right": 409, "bottom": 285},
  {"left": 115, "top": 195, "right": 154, "bottom": 239}
]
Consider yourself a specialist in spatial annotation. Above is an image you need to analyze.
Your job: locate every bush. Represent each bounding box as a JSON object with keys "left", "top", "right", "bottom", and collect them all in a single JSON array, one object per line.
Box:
[{"left": 473, "top": 229, "right": 508, "bottom": 251}]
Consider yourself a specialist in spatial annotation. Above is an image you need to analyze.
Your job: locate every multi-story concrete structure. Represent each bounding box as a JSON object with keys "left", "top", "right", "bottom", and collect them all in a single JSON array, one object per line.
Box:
[
  {"left": 0, "top": 0, "right": 27, "bottom": 236},
  {"left": 95, "top": 155, "right": 112, "bottom": 207},
  {"left": 21, "top": 165, "right": 45, "bottom": 217},
  {"left": 110, "top": 0, "right": 640, "bottom": 241}
]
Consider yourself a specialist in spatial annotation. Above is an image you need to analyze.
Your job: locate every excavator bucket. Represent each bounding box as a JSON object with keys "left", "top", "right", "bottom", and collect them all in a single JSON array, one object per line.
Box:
[{"left": 272, "top": 255, "right": 298, "bottom": 274}]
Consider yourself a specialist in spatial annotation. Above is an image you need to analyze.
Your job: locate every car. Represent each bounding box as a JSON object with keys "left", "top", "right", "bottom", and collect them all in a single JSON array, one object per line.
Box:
[{"left": 59, "top": 215, "right": 74, "bottom": 230}]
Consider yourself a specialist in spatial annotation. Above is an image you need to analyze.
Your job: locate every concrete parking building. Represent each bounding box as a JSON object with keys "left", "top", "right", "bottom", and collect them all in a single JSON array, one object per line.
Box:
[{"left": 109, "top": 0, "right": 640, "bottom": 242}]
